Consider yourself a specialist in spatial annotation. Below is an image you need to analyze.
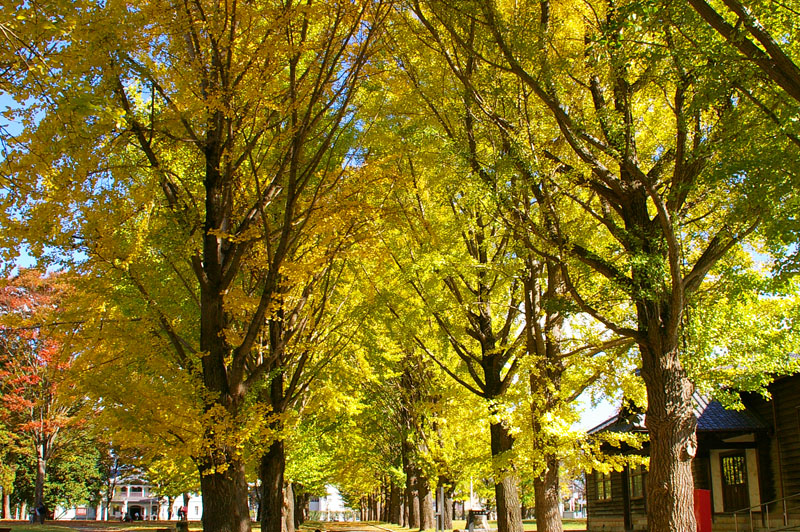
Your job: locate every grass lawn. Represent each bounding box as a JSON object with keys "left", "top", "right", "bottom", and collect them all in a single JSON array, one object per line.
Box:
[
  {"left": 345, "top": 519, "right": 586, "bottom": 532},
  {"left": 449, "top": 519, "right": 586, "bottom": 531},
  {"left": 0, "top": 522, "right": 204, "bottom": 532},
  {"left": 0, "top": 526, "right": 72, "bottom": 532}
]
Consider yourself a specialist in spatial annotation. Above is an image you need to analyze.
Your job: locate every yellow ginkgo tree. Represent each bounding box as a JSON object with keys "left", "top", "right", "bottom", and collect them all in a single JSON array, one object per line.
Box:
[{"left": 2, "top": 2, "right": 390, "bottom": 532}]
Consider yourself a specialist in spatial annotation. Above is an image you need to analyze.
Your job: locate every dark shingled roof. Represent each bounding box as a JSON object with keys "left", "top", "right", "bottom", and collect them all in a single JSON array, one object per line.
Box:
[
  {"left": 588, "top": 394, "right": 769, "bottom": 435},
  {"left": 587, "top": 410, "right": 645, "bottom": 435},
  {"left": 693, "top": 395, "right": 768, "bottom": 431}
]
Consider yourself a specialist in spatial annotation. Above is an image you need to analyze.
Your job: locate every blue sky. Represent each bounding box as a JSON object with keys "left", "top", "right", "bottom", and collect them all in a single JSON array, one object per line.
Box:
[
  {"left": 1, "top": 90, "right": 42, "bottom": 270},
  {"left": 0, "top": 91, "right": 24, "bottom": 136},
  {"left": 575, "top": 395, "right": 618, "bottom": 431}
]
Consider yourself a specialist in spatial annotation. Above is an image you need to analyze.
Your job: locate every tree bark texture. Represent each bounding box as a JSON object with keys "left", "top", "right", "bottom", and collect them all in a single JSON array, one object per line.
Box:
[
  {"left": 419, "top": 479, "right": 435, "bottom": 531},
  {"left": 524, "top": 260, "right": 565, "bottom": 532},
  {"left": 3, "top": 491, "right": 10, "bottom": 519},
  {"left": 198, "top": 273, "right": 252, "bottom": 532},
  {"left": 390, "top": 482, "right": 403, "bottom": 525},
  {"left": 35, "top": 445, "right": 46, "bottom": 508},
  {"left": 384, "top": 482, "right": 392, "bottom": 522},
  {"left": 199, "top": 460, "right": 251, "bottom": 532},
  {"left": 260, "top": 439, "right": 288, "bottom": 532},
  {"left": 380, "top": 484, "right": 388, "bottom": 521},
  {"left": 294, "top": 490, "right": 309, "bottom": 528},
  {"left": 439, "top": 482, "right": 454, "bottom": 529},
  {"left": 401, "top": 406, "right": 421, "bottom": 530},
  {"left": 283, "top": 483, "right": 295, "bottom": 532},
  {"left": 642, "top": 346, "right": 697, "bottom": 532},
  {"left": 406, "top": 469, "right": 420, "bottom": 529},
  {"left": 490, "top": 421, "right": 523, "bottom": 532},
  {"left": 533, "top": 456, "right": 562, "bottom": 532}
]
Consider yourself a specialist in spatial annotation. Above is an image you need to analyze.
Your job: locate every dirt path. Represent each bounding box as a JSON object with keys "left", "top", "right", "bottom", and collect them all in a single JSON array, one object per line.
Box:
[{"left": 312, "top": 523, "right": 393, "bottom": 532}]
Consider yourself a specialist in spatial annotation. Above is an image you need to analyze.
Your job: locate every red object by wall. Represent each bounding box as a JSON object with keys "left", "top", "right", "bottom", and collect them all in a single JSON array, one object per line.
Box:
[{"left": 694, "top": 489, "right": 712, "bottom": 532}]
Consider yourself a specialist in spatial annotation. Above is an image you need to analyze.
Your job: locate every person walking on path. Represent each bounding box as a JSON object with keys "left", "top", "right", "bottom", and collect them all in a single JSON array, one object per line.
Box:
[{"left": 35, "top": 502, "right": 47, "bottom": 524}]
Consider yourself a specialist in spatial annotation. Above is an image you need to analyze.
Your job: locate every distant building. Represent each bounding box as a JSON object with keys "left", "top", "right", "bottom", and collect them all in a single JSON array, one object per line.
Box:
[
  {"left": 57, "top": 482, "right": 203, "bottom": 521},
  {"left": 309, "top": 485, "right": 353, "bottom": 521},
  {"left": 563, "top": 490, "right": 586, "bottom": 519}
]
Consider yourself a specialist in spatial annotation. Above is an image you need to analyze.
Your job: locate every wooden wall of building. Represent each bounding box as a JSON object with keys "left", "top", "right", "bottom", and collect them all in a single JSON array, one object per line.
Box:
[
  {"left": 586, "top": 467, "right": 647, "bottom": 531},
  {"left": 745, "top": 375, "right": 800, "bottom": 501}
]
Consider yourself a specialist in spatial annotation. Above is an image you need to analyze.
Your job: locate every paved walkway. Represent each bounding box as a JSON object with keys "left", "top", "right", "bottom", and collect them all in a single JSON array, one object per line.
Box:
[{"left": 312, "top": 524, "right": 390, "bottom": 532}]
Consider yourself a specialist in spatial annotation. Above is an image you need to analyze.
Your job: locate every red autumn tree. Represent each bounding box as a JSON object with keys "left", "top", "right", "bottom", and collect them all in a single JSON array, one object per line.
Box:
[{"left": 0, "top": 269, "right": 78, "bottom": 513}]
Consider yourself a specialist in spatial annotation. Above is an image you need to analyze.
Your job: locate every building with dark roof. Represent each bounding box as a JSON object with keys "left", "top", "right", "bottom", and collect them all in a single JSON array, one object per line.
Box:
[{"left": 586, "top": 374, "right": 800, "bottom": 532}]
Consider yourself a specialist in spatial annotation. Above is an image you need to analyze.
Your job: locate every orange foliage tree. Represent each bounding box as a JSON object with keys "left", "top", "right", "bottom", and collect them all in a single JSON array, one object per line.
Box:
[{"left": 0, "top": 269, "right": 79, "bottom": 513}]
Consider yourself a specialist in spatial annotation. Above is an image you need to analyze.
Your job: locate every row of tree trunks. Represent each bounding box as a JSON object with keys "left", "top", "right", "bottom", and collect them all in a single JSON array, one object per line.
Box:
[
  {"left": 375, "top": 490, "right": 383, "bottom": 520},
  {"left": 364, "top": 491, "right": 383, "bottom": 521},
  {"left": 368, "top": 491, "right": 378, "bottom": 521},
  {"left": 384, "top": 482, "right": 393, "bottom": 522},
  {"left": 402, "top": 458, "right": 436, "bottom": 529},
  {"left": 384, "top": 481, "right": 456, "bottom": 529},
  {"left": 400, "top": 365, "right": 423, "bottom": 530},
  {"left": 378, "top": 475, "right": 451, "bottom": 531}
]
